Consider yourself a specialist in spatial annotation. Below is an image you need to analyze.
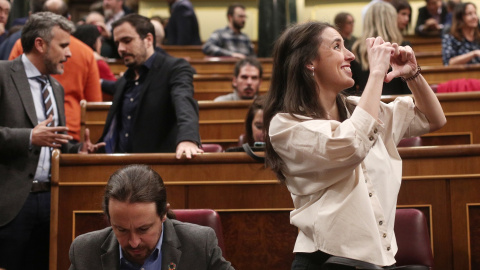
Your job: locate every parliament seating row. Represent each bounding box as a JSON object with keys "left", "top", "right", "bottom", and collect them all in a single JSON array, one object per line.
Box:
[
  {"left": 106, "top": 57, "right": 273, "bottom": 76},
  {"left": 50, "top": 144, "right": 480, "bottom": 270},
  {"left": 157, "top": 36, "right": 442, "bottom": 60},
  {"left": 107, "top": 53, "right": 445, "bottom": 79},
  {"left": 80, "top": 92, "right": 480, "bottom": 149},
  {"left": 106, "top": 62, "right": 480, "bottom": 101},
  {"left": 408, "top": 36, "right": 442, "bottom": 53}
]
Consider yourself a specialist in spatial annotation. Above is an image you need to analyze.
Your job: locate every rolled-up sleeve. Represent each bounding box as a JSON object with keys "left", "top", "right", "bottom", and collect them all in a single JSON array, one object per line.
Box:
[{"left": 270, "top": 107, "right": 383, "bottom": 195}]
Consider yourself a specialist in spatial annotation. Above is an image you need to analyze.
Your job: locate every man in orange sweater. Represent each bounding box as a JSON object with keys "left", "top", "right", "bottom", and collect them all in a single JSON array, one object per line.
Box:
[{"left": 9, "top": 0, "right": 102, "bottom": 142}]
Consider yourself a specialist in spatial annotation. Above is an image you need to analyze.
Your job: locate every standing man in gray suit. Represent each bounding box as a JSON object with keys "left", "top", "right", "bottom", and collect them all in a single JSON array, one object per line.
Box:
[
  {"left": 69, "top": 164, "right": 234, "bottom": 270},
  {"left": 0, "top": 12, "right": 102, "bottom": 270}
]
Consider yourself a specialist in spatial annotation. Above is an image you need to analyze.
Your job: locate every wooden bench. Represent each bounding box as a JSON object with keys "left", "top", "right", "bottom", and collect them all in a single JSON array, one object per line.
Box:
[
  {"left": 190, "top": 57, "right": 272, "bottom": 75},
  {"left": 416, "top": 51, "right": 443, "bottom": 66},
  {"left": 163, "top": 45, "right": 205, "bottom": 59},
  {"left": 422, "top": 63, "right": 480, "bottom": 85},
  {"left": 106, "top": 58, "right": 273, "bottom": 76},
  {"left": 82, "top": 92, "right": 480, "bottom": 148},
  {"left": 49, "top": 144, "right": 480, "bottom": 270},
  {"left": 192, "top": 74, "right": 270, "bottom": 100},
  {"left": 407, "top": 35, "right": 442, "bottom": 53}
]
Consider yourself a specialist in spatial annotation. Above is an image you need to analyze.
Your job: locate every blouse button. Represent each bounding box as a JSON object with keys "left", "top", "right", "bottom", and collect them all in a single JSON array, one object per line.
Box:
[
  {"left": 379, "top": 221, "right": 383, "bottom": 225},
  {"left": 369, "top": 136, "right": 374, "bottom": 141},
  {"left": 374, "top": 128, "right": 378, "bottom": 134},
  {"left": 387, "top": 246, "right": 391, "bottom": 251},
  {"left": 369, "top": 192, "right": 373, "bottom": 197},
  {"left": 383, "top": 233, "right": 387, "bottom": 238}
]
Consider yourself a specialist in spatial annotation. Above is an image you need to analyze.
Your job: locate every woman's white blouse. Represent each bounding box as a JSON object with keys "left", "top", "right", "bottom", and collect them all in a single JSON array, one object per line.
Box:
[{"left": 269, "top": 96, "right": 430, "bottom": 266}]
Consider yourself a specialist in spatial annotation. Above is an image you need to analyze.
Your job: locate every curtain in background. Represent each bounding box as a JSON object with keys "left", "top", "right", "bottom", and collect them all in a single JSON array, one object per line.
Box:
[
  {"left": 9, "top": 0, "right": 29, "bottom": 28},
  {"left": 257, "top": 0, "right": 296, "bottom": 57}
]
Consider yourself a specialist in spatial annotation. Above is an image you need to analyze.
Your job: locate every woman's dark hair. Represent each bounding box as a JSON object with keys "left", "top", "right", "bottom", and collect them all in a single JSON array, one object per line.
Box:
[
  {"left": 263, "top": 21, "right": 350, "bottom": 182},
  {"left": 103, "top": 164, "right": 168, "bottom": 220},
  {"left": 72, "top": 24, "right": 101, "bottom": 51},
  {"left": 450, "top": 2, "right": 480, "bottom": 42},
  {"left": 245, "top": 95, "right": 265, "bottom": 146},
  {"left": 391, "top": 0, "right": 412, "bottom": 31}
]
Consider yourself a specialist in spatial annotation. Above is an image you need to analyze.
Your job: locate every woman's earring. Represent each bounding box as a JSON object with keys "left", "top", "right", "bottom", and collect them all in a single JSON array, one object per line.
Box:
[{"left": 311, "top": 67, "right": 315, "bottom": 77}]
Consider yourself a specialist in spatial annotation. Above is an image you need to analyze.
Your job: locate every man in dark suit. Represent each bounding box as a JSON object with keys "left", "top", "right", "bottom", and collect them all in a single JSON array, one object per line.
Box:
[
  {"left": 165, "top": 0, "right": 202, "bottom": 45},
  {"left": 415, "top": 0, "right": 448, "bottom": 36},
  {"left": 99, "top": 14, "right": 203, "bottom": 158},
  {"left": 0, "top": 12, "right": 102, "bottom": 270},
  {"left": 69, "top": 164, "right": 234, "bottom": 270}
]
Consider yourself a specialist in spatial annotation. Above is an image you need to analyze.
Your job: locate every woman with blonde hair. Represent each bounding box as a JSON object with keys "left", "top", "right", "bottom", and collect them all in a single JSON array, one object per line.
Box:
[{"left": 347, "top": 1, "right": 411, "bottom": 95}]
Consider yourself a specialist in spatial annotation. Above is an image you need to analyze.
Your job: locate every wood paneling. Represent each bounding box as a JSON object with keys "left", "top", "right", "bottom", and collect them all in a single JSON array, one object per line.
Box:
[
  {"left": 422, "top": 64, "right": 480, "bottom": 85},
  {"left": 81, "top": 93, "right": 480, "bottom": 148},
  {"left": 51, "top": 145, "right": 480, "bottom": 270},
  {"left": 106, "top": 57, "right": 273, "bottom": 76}
]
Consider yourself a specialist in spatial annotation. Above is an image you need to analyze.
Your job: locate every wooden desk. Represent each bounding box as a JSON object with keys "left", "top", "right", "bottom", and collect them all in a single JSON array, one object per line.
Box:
[
  {"left": 416, "top": 51, "right": 443, "bottom": 66},
  {"left": 192, "top": 74, "right": 271, "bottom": 100},
  {"left": 407, "top": 35, "right": 442, "bottom": 53},
  {"left": 190, "top": 58, "right": 272, "bottom": 75},
  {"left": 163, "top": 45, "right": 205, "bottom": 59},
  {"left": 422, "top": 64, "right": 480, "bottom": 85},
  {"left": 106, "top": 58, "right": 273, "bottom": 77},
  {"left": 50, "top": 145, "right": 480, "bottom": 270},
  {"left": 81, "top": 93, "right": 480, "bottom": 148}
]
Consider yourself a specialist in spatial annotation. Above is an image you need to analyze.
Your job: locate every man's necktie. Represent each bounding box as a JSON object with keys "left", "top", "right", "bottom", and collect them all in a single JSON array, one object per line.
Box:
[{"left": 36, "top": 75, "right": 55, "bottom": 126}]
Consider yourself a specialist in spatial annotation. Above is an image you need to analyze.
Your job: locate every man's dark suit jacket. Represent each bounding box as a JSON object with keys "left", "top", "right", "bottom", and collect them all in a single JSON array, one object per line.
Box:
[
  {"left": 99, "top": 52, "right": 201, "bottom": 153},
  {"left": 0, "top": 57, "right": 80, "bottom": 227},
  {"left": 69, "top": 219, "right": 235, "bottom": 270},
  {"left": 415, "top": 5, "right": 448, "bottom": 36},
  {"left": 166, "top": 0, "right": 202, "bottom": 45}
]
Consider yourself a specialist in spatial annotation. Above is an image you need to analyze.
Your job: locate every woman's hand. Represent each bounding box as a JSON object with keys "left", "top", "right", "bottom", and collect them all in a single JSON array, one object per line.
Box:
[
  {"left": 386, "top": 44, "right": 417, "bottom": 83},
  {"left": 366, "top": 37, "right": 395, "bottom": 77}
]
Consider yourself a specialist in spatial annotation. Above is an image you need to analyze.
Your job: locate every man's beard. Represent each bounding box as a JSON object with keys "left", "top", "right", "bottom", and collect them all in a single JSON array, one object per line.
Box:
[
  {"left": 44, "top": 52, "right": 64, "bottom": 75},
  {"left": 233, "top": 20, "right": 244, "bottom": 31}
]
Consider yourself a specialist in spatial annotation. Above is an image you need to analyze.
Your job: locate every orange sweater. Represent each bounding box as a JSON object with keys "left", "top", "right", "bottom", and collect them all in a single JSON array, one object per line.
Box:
[{"left": 10, "top": 36, "right": 102, "bottom": 141}]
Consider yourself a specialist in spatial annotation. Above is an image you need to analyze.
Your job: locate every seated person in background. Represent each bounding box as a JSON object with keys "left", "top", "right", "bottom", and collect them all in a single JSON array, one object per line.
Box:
[
  {"left": 244, "top": 95, "right": 265, "bottom": 146},
  {"left": 361, "top": 0, "right": 389, "bottom": 18},
  {"left": 214, "top": 57, "right": 262, "bottom": 101},
  {"left": 334, "top": 12, "right": 356, "bottom": 51},
  {"left": 347, "top": 1, "right": 411, "bottom": 96},
  {"left": 415, "top": 0, "right": 448, "bottom": 36},
  {"left": 101, "top": 0, "right": 132, "bottom": 58},
  {"left": 442, "top": 2, "right": 480, "bottom": 65},
  {"left": 69, "top": 164, "right": 234, "bottom": 270},
  {"left": 150, "top": 16, "right": 168, "bottom": 55},
  {"left": 391, "top": 0, "right": 412, "bottom": 35},
  {"left": 0, "top": 0, "right": 11, "bottom": 45},
  {"left": 85, "top": 11, "right": 115, "bottom": 57},
  {"left": 445, "top": 0, "right": 462, "bottom": 29},
  {"left": 72, "top": 24, "right": 117, "bottom": 95},
  {"left": 99, "top": 14, "right": 202, "bottom": 159},
  {"left": 202, "top": 3, "right": 254, "bottom": 59}
]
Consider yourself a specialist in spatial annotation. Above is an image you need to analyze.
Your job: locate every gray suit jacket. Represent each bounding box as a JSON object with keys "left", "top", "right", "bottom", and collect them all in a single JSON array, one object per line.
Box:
[
  {"left": 69, "top": 219, "right": 234, "bottom": 270},
  {"left": 0, "top": 57, "right": 80, "bottom": 226}
]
